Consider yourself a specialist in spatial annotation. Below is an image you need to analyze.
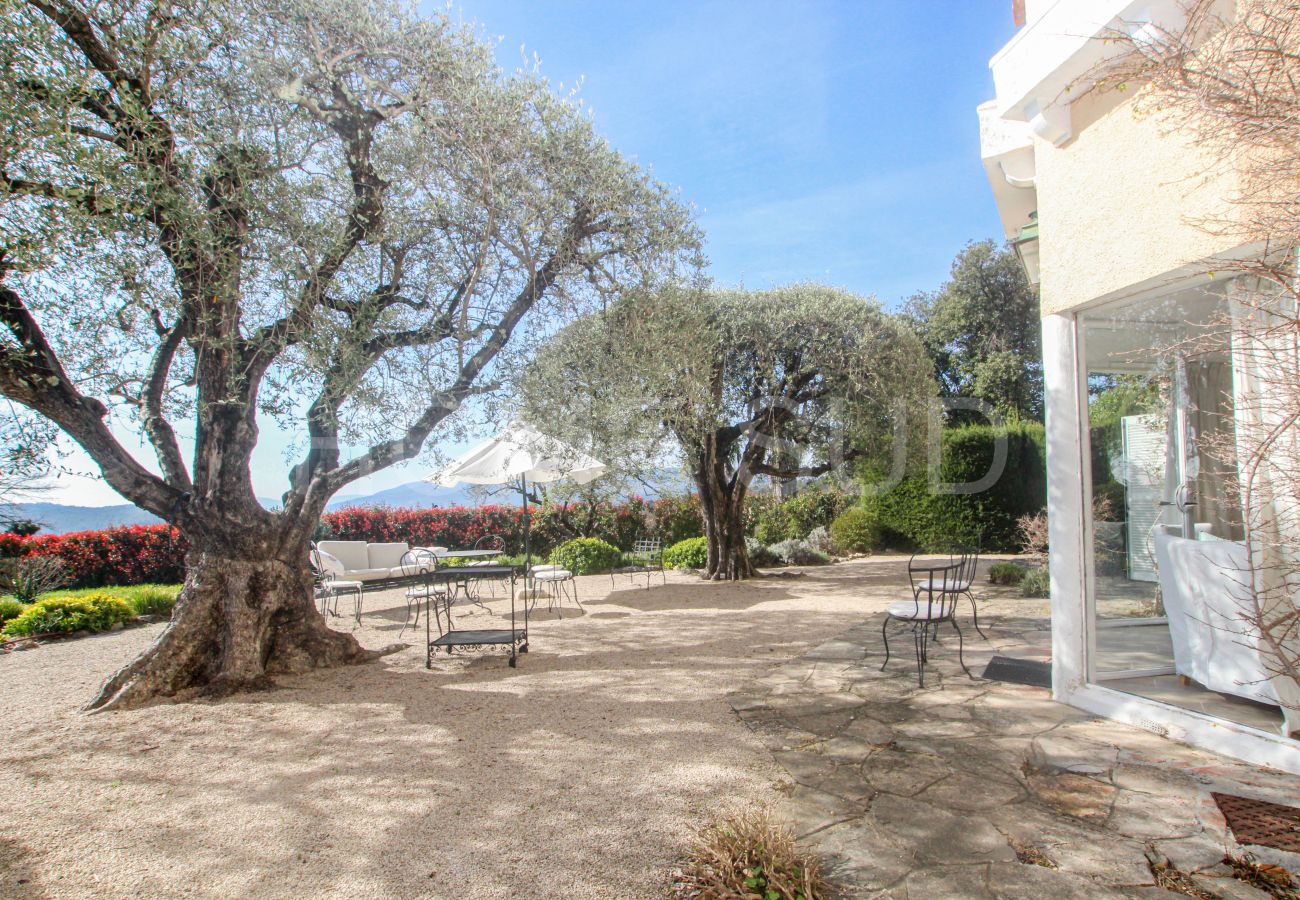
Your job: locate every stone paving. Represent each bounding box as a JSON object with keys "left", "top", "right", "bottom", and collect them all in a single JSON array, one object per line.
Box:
[{"left": 730, "top": 614, "right": 1300, "bottom": 899}]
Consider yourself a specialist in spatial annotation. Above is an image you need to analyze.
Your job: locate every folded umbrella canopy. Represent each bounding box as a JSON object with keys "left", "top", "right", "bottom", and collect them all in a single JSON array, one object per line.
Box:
[{"left": 427, "top": 423, "right": 607, "bottom": 566}]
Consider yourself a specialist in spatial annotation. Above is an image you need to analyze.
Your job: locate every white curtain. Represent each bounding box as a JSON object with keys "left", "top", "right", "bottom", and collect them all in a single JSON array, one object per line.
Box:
[{"left": 1231, "top": 296, "right": 1300, "bottom": 736}]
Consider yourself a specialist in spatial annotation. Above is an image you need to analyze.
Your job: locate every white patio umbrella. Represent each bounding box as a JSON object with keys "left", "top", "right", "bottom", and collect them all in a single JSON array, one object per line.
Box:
[{"left": 427, "top": 423, "right": 607, "bottom": 566}]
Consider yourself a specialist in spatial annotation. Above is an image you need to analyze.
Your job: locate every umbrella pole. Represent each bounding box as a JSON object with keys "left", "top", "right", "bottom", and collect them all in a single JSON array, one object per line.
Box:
[{"left": 521, "top": 475, "right": 531, "bottom": 572}]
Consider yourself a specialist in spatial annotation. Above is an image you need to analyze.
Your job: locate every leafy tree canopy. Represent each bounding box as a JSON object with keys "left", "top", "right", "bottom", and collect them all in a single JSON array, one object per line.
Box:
[
  {"left": 0, "top": 0, "right": 700, "bottom": 708},
  {"left": 904, "top": 240, "right": 1041, "bottom": 421},
  {"left": 519, "top": 283, "right": 933, "bottom": 579}
]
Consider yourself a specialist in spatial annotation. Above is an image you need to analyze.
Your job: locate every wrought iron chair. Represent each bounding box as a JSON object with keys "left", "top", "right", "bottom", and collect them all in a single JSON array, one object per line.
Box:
[
  {"left": 466, "top": 533, "right": 508, "bottom": 598},
  {"left": 915, "top": 542, "right": 986, "bottom": 639},
  {"left": 525, "top": 563, "right": 581, "bottom": 616},
  {"left": 881, "top": 552, "right": 974, "bottom": 687},
  {"left": 310, "top": 543, "right": 364, "bottom": 624},
  {"left": 610, "top": 537, "right": 666, "bottom": 590},
  {"left": 399, "top": 547, "right": 444, "bottom": 636}
]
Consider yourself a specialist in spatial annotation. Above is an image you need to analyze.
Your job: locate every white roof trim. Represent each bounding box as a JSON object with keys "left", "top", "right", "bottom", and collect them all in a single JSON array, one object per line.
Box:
[{"left": 989, "top": 0, "right": 1196, "bottom": 143}]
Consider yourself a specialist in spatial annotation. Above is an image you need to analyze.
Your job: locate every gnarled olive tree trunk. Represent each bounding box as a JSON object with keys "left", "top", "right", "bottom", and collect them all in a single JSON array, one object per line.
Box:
[
  {"left": 694, "top": 434, "right": 755, "bottom": 581},
  {"left": 89, "top": 515, "right": 384, "bottom": 711}
]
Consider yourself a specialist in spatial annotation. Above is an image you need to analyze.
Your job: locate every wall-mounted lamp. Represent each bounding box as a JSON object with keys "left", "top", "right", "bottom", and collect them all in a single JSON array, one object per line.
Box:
[{"left": 1012, "top": 211, "right": 1040, "bottom": 286}]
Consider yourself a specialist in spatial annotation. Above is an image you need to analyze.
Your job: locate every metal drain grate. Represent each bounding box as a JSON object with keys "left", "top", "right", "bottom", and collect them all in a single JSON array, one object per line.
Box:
[{"left": 1213, "top": 792, "right": 1300, "bottom": 853}]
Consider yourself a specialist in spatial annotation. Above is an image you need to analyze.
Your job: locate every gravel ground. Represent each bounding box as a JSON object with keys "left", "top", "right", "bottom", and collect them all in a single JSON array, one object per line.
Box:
[{"left": 0, "top": 556, "right": 1020, "bottom": 899}]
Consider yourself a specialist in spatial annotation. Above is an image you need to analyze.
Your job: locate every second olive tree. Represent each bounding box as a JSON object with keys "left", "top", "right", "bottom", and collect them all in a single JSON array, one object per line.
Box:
[{"left": 520, "top": 285, "right": 933, "bottom": 580}]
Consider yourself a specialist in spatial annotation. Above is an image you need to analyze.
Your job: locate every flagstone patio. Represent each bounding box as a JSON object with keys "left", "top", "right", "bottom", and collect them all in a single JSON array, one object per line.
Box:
[{"left": 731, "top": 615, "right": 1300, "bottom": 899}]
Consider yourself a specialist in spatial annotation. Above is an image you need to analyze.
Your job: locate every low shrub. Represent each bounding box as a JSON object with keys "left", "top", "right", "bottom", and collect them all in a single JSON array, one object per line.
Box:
[
  {"left": 988, "top": 561, "right": 1027, "bottom": 585},
  {"left": 829, "top": 507, "right": 881, "bottom": 554},
  {"left": 671, "top": 808, "right": 831, "bottom": 900},
  {"left": 768, "top": 539, "right": 830, "bottom": 566},
  {"left": 2, "top": 592, "right": 135, "bottom": 638},
  {"left": 548, "top": 537, "right": 621, "bottom": 575},
  {"left": 1017, "top": 508, "right": 1049, "bottom": 562},
  {"left": 1019, "top": 567, "right": 1051, "bottom": 598},
  {"left": 751, "top": 487, "right": 852, "bottom": 545},
  {"left": 0, "top": 555, "right": 71, "bottom": 603},
  {"left": 664, "top": 537, "right": 708, "bottom": 570},
  {"left": 804, "top": 525, "right": 835, "bottom": 555},
  {"left": 745, "top": 536, "right": 778, "bottom": 568},
  {"left": 0, "top": 597, "right": 25, "bottom": 626}
]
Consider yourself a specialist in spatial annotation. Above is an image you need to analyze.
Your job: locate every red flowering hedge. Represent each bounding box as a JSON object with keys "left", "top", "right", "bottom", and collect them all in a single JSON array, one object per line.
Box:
[
  {"left": 0, "top": 525, "right": 187, "bottom": 588},
  {"left": 320, "top": 494, "right": 705, "bottom": 555},
  {"left": 0, "top": 496, "right": 709, "bottom": 588}
]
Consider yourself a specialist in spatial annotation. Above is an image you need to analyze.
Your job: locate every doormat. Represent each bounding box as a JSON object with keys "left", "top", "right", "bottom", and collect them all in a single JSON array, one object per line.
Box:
[
  {"left": 981, "top": 655, "right": 1051, "bottom": 688},
  {"left": 1213, "top": 792, "right": 1300, "bottom": 853}
]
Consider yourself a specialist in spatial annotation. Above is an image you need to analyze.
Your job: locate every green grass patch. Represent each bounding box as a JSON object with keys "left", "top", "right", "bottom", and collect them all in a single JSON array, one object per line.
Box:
[{"left": 0, "top": 583, "right": 181, "bottom": 623}]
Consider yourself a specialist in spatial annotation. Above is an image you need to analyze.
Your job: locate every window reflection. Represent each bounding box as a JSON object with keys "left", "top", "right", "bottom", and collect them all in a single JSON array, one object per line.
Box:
[{"left": 1080, "top": 283, "right": 1288, "bottom": 735}]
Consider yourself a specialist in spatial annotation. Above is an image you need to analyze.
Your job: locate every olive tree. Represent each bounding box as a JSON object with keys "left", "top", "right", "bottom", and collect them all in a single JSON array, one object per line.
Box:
[
  {"left": 520, "top": 285, "right": 933, "bottom": 580},
  {"left": 0, "top": 0, "right": 698, "bottom": 707}
]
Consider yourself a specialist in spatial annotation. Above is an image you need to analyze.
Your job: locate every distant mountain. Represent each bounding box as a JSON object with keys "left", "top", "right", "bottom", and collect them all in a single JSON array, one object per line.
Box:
[
  {"left": 327, "top": 481, "right": 479, "bottom": 510},
  {"left": 328, "top": 471, "right": 694, "bottom": 511},
  {"left": 2, "top": 501, "right": 163, "bottom": 534},
  {"left": 3, "top": 496, "right": 280, "bottom": 535},
  {"left": 4, "top": 473, "right": 691, "bottom": 535}
]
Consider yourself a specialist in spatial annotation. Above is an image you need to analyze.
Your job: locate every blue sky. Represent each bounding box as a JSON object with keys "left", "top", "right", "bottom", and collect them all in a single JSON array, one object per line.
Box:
[
  {"left": 453, "top": 0, "right": 1016, "bottom": 301},
  {"left": 45, "top": 1, "right": 1019, "bottom": 506}
]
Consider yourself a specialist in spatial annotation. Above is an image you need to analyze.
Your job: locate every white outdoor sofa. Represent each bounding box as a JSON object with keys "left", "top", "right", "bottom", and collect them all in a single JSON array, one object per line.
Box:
[
  {"left": 315, "top": 540, "right": 446, "bottom": 591},
  {"left": 1154, "top": 530, "right": 1298, "bottom": 734}
]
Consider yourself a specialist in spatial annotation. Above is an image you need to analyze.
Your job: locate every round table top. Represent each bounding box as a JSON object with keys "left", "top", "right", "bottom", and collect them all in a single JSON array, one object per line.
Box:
[{"left": 413, "top": 547, "right": 503, "bottom": 559}]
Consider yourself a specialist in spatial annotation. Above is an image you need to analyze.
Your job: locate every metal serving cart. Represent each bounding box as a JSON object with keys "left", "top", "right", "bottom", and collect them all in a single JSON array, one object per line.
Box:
[{"left": 423, "top": 565, "right": 529, "bottom": 668}]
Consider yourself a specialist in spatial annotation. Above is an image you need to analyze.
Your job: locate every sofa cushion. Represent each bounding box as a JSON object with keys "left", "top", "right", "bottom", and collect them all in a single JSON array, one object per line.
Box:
[
  {"left": 349, "top": 568, "right": 394, "bottom": 582},
  {"left": 313, "top": 548, "right": 347, "bottom": 578},
  {"left": 368, "top": 542, "right": 410, "bottom": 569},
  {"left": 318, "top": 541, "right": 369, "bottom": 571}
]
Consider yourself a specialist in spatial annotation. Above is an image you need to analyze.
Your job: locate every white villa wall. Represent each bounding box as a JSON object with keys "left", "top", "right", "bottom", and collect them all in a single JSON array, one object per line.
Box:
[
  {"left": 984, "top": 0, "right": 1300, "bottom": 772},
  {"left": 1034, "top": 86, "right": 1244, "bottom": 316}
]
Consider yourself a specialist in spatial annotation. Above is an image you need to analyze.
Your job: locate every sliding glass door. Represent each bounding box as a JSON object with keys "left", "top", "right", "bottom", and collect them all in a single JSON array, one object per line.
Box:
[{"left": 1077, "top": 284, "right": 1287, "bottom": 734}]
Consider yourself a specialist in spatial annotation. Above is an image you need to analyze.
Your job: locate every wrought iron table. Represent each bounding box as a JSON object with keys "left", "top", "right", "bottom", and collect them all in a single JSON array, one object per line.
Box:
[
  {"left": 424, "top": 565, "right": 528, "bottom": 668},
  {"left": 415, "top": 548, "right": 504, "bottom": 605}
]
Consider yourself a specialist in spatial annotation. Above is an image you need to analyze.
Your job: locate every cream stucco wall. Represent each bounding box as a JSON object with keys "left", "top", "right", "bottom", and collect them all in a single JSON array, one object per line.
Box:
[{"left": 1035, "top": 86, "right": 1246, "bottom": 316}]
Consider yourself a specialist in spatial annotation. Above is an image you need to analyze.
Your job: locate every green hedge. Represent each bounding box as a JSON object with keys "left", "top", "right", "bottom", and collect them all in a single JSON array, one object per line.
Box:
[
  {"left": 548, "top": 538, "right": 622, "bottom": 575},
  {"left": 663, "top": 537, "right": 708, "bottom": 570},
  {"left": 859, "top": 423, "right": 1046, "bottom": 552},
  {"left": 829, "top": 507, "right": 881, "bottom": 553}
]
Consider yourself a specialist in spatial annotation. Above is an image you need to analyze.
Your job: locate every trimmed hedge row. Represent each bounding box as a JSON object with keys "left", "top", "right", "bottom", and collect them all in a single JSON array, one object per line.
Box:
[
  {"left": 0, "top": 525, "right": 187, "bottom": 588},
  {"left": 1, "top": 592, "right": 136, "bottom": 637},
  {"left": 0, "top": 485, "right": 861, "bottom": 587},
  {"left": 0, "top": 497, "right": 708, "bottom": 588},
  {"left": 320, "top": 495, "right": 705, "bottom": 556},
  {"left": 858, "top": 423, "right": 1047, "bottom": 552}
]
